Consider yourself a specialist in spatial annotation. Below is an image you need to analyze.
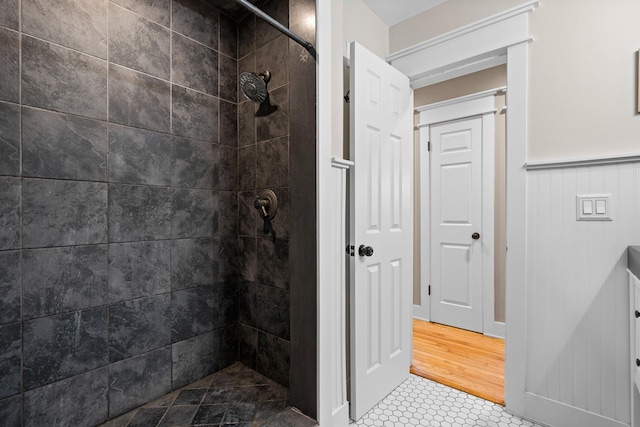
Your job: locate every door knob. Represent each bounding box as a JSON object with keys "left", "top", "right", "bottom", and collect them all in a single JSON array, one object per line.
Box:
[
  {"left": 635, "top": 310, "right": 640, "bottom": 318},
  {"left": 358, "top": 245, "right": 374, "bottom": 257},
  {"left": 472, "top": 232, "right": 480, "bottom": 240}
]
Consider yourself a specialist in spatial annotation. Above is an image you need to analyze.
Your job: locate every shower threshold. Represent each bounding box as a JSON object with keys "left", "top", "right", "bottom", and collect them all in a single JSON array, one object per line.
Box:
[{"left": 99, "top": 362, "right": 317, "bottom": 427}]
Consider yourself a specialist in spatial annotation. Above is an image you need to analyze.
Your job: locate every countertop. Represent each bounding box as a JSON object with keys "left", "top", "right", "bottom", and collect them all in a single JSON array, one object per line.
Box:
[{"left": 629, "top": 246, "right": 640, "bottom": 278}]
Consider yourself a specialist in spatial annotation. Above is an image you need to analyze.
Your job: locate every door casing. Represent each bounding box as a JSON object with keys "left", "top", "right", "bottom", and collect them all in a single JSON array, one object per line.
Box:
[{"left": 417, "top": 90, "right": 500, "bottom": 337}]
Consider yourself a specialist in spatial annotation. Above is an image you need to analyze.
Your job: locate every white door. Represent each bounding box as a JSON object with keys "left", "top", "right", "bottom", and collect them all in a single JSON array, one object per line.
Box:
[
  {"left": 349, "top": 41, "right": 413, "bottom": 421},
  {"left": 430, "top": 116, "right": 484, "bottom": 333}
]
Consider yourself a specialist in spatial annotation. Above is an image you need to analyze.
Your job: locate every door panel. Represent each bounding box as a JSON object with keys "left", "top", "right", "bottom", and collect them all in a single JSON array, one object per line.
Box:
[
  {"left": 430, "top": 117, "right": 483, "bottom": 333},
  {"left": 349, "top": 42, "right": 413, "bottom": 421}
]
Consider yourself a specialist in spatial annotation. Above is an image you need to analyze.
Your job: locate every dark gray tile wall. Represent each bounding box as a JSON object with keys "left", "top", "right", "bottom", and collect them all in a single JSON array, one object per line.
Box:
[
  {"left": 0, "top": 0, "right": 240, "bottom": 425},
  {"left": 236, "top": 0, "right": 299, "bottom": 389}
]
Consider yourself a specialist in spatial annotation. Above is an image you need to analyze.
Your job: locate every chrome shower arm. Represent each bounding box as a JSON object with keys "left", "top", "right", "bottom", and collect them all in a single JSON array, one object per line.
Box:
[{"left": 234, "top": 0, "right": 316, "bottom": 60}]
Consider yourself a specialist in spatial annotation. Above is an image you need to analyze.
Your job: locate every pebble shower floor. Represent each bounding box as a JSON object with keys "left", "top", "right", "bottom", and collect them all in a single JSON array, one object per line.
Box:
[{"left": 350, "top": 375, "right": 545, "bottom": 427}]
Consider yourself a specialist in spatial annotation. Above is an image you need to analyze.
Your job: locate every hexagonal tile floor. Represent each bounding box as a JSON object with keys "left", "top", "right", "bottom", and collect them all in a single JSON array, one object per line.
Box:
[{"left": 351, "top": 374, "right": 544, "bottom": 427}]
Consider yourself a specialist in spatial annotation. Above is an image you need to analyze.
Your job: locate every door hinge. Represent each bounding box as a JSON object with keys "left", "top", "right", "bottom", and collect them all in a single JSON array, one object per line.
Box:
[
  {"left": 428, "top": 285, "right": 431, "bottom": 296},
  {"left": 427, "top": 141, "right": 431, "bottom": 152}
]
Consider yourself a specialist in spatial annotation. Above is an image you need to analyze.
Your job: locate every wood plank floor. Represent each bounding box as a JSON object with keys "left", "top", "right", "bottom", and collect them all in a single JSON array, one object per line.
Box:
[{"left": 411, "top": 319, "right": 505, "bottom": 405}]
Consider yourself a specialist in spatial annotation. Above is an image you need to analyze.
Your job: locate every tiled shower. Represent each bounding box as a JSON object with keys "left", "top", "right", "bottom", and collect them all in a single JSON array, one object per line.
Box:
[{"left": 0, "top": 0, "right": 317, "bottom": 424}]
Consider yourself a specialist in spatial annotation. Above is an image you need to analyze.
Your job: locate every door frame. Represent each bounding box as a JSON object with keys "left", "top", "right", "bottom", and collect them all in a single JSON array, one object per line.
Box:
[
  {"left": 416, "top": 89, "right": 502, "bottom": 338},
  {"left": 316, "top": 2, "right": 537, "bottom": 424}
]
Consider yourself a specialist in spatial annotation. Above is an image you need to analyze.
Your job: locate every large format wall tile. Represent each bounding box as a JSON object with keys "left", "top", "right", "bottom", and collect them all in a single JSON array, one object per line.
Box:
[
  {"left": 255, "top": 0, "right": 288, "bottom": 49},
  {"left": 256, "top": 137, "right": 289, "bottom": 188},
  {"left": 0, "top": 0, "right": 19, "bottom": 30},
  {"left": 173, "top": 33, "right": 218, "bottom": 96},
  {"left": 238, "top": 237, "right": 257, "bottom": 281},
  {"left": 172, "top": 331, "right": 219, "bottom": 389},
  {"left": 110, "top": 0, "right": 170, "bottom": 26},
  {"left": 238, "top": 15, "right": 255, "bottom": 60},
  {"left": 109, "top": 124, "right": 171, "bottom": 186},
  {"left": 0, "top": 101, "right": 19, "bottom": 176},
  {"left": 172, "top": 188, "right": 215, "bottom": 238},
  {"left": 23, "top": 367, "right": 108, "bottom": 427},
  {"left": 109, "top": 3, "right": 170, "bottom": 80},
  {"left": 256, "top": 284, "right": 289, "bottom": 340},
  {"left": 22, "top": 178, "right": 108, "bottom": 248},
  {"left": 109, "top": 294, "right": 171, "bottom": 362},
  {"left": 0, "top": 177, "right": 20, "bottom": 250},
  {"left": 171, "top": 237, "right": 216, "bottom": 291},
  {"left": 23, "top": 307, "right": 108, "bottom": 389},
  {"left": 220, "top": 100, "right": 238, "bottom": 147},
  {"left": 238, "top": 323, "right": 257, "bottom": 369},
  {"left": 172, "top": 85, "right": 218, "bottom": 142},
  {"left": 0, "top": 322, "right": 21, "bottom": 399},
  {"left": 257, "top": 237, "right": 289, "bottom": 289},
  {"left": 218, "top": 145, "right": 237, "bottom": 191},
  {"left": 22, "top": 0, "right": 107, "bottom": 59},
  {"left": 238, "top": 145, "right": 256, "bottom": 191},
  {"left": 256, "top": 35, "right": 288, "bottom": 90},
  {"left": 219, "top": 55, "right": 237, "bottom": 103},
  {"left": 256, "top": 85, "right": 289, "bottom": 142},
  {"left": 171, "top": 286, "right": 217, "bottom": 342},
  {"left": 238, "top": 101, "right": 256, "bottom": 147},
  {"left": 238, "top": 191, "right": 257, "bottom": 237},
  {"left": 0, "top": 251, "right": 20, "bottom": 325},
  {"left": 22, "top": 36, "right": 108, "bottom": 120},
  {"left": 22, "top": 245, "right": 108, "bottom": 319},
  {"left": 109, "top": 64, "right": 170, "bottom": 133},
  {"left": 171, "top": 137, "right": 215, "bottom": 189},
  {"left": 109, "top": 240, "right": 171, "bottom": 303},
  {"left": 172, "top": 0, "right": 218, "bottom": 49},
  {"left": 22, "top": 108, "right": 108, "bottom": 181},
  {"left": 218, "top": 236, "right": 238, "bottom": 282},
  {"left": 0, "top": 28, "right": 19, "bottom": 103},
  {"left": 218, "top": 191, "right": 238, "bottom": 236},
  {"left": 220, "top": 323, "right": 239, "bottom": 368},
  {"left": 0, "top": 395, "right": 21, "bottom": 427},
  {"left": 256, "top": 332, "right": 289, "bottom": 387},
  {"left": 108, "top": 184, "right": 172, "bottom": 242},
  {"left": 219, "top": 14, "right": 238, "bottom": 59},
  {"left": 108, "top": 347, "right": 171, "bottom": 417}
]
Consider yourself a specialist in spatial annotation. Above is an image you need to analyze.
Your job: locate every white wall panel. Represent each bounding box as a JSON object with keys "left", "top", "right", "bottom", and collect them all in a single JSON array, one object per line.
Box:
[{"left": 526, "top": 162, "right": 640, "bottom": 425}]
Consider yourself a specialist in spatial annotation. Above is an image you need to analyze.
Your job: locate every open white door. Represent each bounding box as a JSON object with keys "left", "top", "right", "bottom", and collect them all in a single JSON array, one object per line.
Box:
[{"left": 349, "top": 41, "right": 413, "bottom": 421}]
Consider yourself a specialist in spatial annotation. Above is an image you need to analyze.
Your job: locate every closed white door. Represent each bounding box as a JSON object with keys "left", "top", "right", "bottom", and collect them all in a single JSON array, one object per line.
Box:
[
  {"left": 430, "top": 116, "right": 484, "bottom": 333},
  {"left": 349, "top": 41, "right": 413, "bottom": 421}
]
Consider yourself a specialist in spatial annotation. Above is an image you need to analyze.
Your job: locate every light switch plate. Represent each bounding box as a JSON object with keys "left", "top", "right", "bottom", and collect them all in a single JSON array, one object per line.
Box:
[{"left": 576, "top": 194, "right": 612, "bottom": 221}]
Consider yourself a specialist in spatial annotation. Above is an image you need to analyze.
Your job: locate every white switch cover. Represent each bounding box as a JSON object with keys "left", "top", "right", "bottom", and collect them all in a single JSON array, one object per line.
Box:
[{"left": 576, "top": 194, "right": 612, "bottom": 221}]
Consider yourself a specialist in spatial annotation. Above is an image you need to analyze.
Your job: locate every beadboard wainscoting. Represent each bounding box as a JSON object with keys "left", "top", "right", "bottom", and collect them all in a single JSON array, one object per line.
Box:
[{"left": 524, "top": 161, "right": 640, "bottom": 427}]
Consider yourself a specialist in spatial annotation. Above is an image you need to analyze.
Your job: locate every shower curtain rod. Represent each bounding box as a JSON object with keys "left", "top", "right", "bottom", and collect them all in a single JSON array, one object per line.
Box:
[{"left": 235, "top": 0, "right": 317, "bottom": 60}]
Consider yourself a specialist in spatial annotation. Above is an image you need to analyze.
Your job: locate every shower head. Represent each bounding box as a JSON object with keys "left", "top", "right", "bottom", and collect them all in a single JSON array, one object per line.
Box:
[{"left": 239, "top": 71, "right": 271, "bottom": 103}]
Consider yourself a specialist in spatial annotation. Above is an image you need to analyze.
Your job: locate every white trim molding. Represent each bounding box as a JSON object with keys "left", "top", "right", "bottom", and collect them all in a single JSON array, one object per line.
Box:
[
  {"left": 385, "top": 1, "right": 537, "bottom": 418},
  {"left": 418, "top": 91, "right": 497, "bottom": 339},
  {"left": 525, "top": 152, "right": 640, "bottom": 170},
  {"left": 387, "top": 1, "right": 538, "bottom": 89}
]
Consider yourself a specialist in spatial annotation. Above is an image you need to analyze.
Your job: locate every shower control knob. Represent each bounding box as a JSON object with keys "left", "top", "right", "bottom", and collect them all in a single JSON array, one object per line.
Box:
[{"left": 358, "top": 245, "right": 374, "bottom": 257}]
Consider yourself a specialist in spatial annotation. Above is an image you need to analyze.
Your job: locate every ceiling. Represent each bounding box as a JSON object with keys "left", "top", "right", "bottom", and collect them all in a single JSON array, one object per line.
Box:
[
  {"left": 360, "top": 0, "right": 449, "bottom": 26},
  {"left": 209, "top": 0, "right": 448, "bottom": 25}
]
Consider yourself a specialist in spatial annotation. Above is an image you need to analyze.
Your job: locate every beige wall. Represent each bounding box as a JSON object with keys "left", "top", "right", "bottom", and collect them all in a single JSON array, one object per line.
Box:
[
  {"left": 332, "top": 0, "right": 390, "bottom": 159},
  {"left": 393, "top": 0, "right": 640, "bottom": 162},
  {"left": 413, "top": 65, "right": 507, "bottom": 323}
]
